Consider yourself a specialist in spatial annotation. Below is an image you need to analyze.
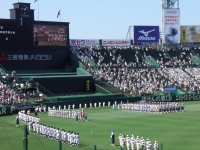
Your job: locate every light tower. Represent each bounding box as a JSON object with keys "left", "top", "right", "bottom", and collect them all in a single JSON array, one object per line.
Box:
[{"left": 161, "top": 0, "right": 180, "bottom": 44}]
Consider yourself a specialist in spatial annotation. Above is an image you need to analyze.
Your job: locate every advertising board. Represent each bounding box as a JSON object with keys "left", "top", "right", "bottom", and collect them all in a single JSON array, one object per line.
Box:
[
  {"left": 163, "top": 86, "right": 178, "bottom": 92},
  {"left": 0, "top": 48, "right": 69, "bottom": 71},
  {"left": 70, "top": 39, "right": 99, "bottom": 47},
  {"left": 163, "top": 9, "right": 180, "bottom": 44},
  {"left": 134, "top": 26, "right": 159, "bottom": 43},
  {"left": 181, "top": 26, "right": 200, "bottom": 43},
  {"left": 102, "top": 40, "right": 131, "bottom": 46}
]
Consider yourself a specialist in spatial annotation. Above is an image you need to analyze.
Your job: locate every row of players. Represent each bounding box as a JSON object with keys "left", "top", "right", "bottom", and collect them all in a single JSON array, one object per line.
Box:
[
  {"left": 48, "top": 108, "right": 88, "bottom": 121},
  {"left": 118, "top": 134, "right": 158, "bottom": 150},
  {"left": 36, "top": 101, "right": 119, "bottom": 112},
  {"left": 18, "top": 111, "right": 40, "bottom": 123},
  {"left": 28, "top": 122, "right": 80, "bottom": 147},
  {"left": 120, "top": 102, "right": 184, "bottom": 113},
  {"left": 17, "top": 111, "right": 80, "bottom": 147}
]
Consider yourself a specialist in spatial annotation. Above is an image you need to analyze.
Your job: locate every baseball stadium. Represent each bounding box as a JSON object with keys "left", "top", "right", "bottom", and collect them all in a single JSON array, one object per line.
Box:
[{"left": 0, "top": 0, "right": 200, "bottom": 150}]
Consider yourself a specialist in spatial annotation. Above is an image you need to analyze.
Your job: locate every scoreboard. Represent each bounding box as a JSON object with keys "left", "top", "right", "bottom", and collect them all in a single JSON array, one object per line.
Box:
[
  {"left": 0, "top": 2, "right": 69, "bottom": 48},
  {"left": 0, "top": 20, "right": 18, "bottom": 46},
  {"left": 0, "top": 2, "right": 70, "bottom": 71},
  {"left": 33, "top": 22, "right": 69, "bottom": 47},
  {"left": 0, "top": 20, "right": 69, "bottom": 47}
]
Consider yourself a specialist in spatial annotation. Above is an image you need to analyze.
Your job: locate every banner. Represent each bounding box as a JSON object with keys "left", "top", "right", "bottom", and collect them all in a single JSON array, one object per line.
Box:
[
  {"left": 181, "top": 26, "right": 200, "bottom": 43},
  {"left": 0, "top": 105, "right": 35, "bottom": 116},
  {"left": 134, "top": 26, "right": 159, "bottom": 43},
  {"left": 102, "top": 40, "right": 131, "bottom": 46},
  {"left": 164, "top": 9, "right": 180, "bottom": 44},
  {"left": 196, "top": 26, "right": 200, "bottom": 42},
  {"left": 0, "top": 54, "right": 52, "bottom": 61},
  {"left": 163, "top": 86, "right": 178, "bottom": 92},
  {"left": 0, "top": 48, "right": 68, "bottom": 71},
  {"left": 0, "top": 106, "right": 7, "bottom": 116},
  {"left": 70, "top": 39, "right": 99, "bottom": 47},
  {"left": 142, "top": 94, "right": 200, "bottom": 102}
]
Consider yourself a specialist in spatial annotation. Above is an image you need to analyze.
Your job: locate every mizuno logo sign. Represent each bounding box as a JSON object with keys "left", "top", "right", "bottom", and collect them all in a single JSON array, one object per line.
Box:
[
  {"left": 138, "top": 29, "right": 155, "bottom": 37},
  {"left": 137, "top": 29, "right": 156, "bottom": 41}
]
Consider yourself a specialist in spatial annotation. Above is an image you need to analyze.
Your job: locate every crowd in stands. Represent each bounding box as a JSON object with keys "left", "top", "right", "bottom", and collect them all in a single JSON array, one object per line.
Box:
[
  {"left": 162, "top": 43, "right": 200, "bottom": 51},
  {"left": 71, "top": 45, "right": 200, "bottom": 96},
  {"left": 0, "top": 70, "right": 45, "bottom": 105},
  {"left": 185, "top": 68, "right": 200, "bottom": 80},
  {"left": 162, "top": 68, "right": 200, "bottom": 92}
]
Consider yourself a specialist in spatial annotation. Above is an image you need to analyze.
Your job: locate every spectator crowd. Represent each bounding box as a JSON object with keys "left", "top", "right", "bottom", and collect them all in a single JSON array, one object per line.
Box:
[
  {"left": 71, "top": 45, "right": 200, "bottom": 96},
  {"left": 0, "top": 70, "right": 45, "bottom": 105}
]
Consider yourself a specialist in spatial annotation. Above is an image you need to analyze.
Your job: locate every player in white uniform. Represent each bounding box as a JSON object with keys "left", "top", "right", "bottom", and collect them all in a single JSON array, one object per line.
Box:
[
  {"left": 103, "top": 102, "right": 105, "bottom": 107},
  {"left": 126, "top": 135, "right": 130, "bottom": 150},
  {"left": 77, "top": 133, "right": 80, "bottom": 146},
  {"left": 135, "top": 136, "right": 140, "bottom": 150},
  {"left": 118, "top": 134, "right": 123, "bottom": 148},
  {"left": 130, "top": 134, "right": 135, "bottom": 150},
  {"left": 146, "top": 139, "right": 152, "bottom": 150},
  {"left": 153, "top": 141, "right": 159, "bottom": 150}
]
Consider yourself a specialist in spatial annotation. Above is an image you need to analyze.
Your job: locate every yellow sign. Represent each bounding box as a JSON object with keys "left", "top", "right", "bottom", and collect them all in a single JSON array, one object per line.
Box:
[{"left": 181, "top": 26, "right": 200, "bottom": 43}]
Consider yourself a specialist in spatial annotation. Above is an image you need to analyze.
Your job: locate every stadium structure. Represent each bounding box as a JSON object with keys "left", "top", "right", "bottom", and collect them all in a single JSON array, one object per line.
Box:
[
  {"left": 0, "top": 0, "right": 200, "bottom": 114},
  {"left": 1, "top": 1, "right": 200, "bottom": 150},
  {"left": 0, "top": 2, "right": 128, "bottom": 115}
]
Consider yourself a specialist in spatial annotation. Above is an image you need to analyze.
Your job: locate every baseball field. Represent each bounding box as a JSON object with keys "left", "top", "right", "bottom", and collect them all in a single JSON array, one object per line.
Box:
[{"left": 0, "top": 101, "right": 200, "bottom": 150}]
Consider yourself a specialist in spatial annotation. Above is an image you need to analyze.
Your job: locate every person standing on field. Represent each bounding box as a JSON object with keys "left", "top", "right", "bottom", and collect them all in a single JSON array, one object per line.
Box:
[
  {"left": 111, "top": 131, "right": 115, "bottom": 146},
  {"left": 16, "top": 114, "right": 19, "bottom": 127}
]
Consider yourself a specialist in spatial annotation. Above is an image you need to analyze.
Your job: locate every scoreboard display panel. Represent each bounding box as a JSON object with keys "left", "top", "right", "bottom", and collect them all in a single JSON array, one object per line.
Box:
[
  {"left": 33, "top": 24, "right": 68, "bottom": 46},
  {"left": 0, "top": 21, "right": 17, "bottom": 46}
]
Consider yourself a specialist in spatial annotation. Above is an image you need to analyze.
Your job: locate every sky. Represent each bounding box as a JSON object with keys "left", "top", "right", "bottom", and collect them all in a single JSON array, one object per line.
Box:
[{"left": 0, "top": 0, "right": 200, "bottom": 39}]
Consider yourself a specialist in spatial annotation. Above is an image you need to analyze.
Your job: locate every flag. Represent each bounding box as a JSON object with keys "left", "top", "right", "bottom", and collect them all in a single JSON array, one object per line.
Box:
[
  {"left": 34, "top": 0, "right": 38, "bottom": 2},
  {"left": 57, "top": 10, "right": 61, "bottom": 18}
]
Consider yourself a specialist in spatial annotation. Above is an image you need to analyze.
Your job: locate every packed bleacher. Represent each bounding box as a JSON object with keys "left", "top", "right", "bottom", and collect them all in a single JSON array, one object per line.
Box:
[
  {"left": 71, "top": 45, "right": 200, "bottom": 96},
  {"left": 0, "top": 70, "right": 45, "bottom": 105}
]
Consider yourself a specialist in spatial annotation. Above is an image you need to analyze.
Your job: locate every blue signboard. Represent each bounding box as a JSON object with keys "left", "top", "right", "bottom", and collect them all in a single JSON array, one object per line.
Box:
[
  {"left": 134, "top": 26, "right": 159, "bottom": 43},
  {"left": 164, "top": 86, "right": 178, "bottom": 92}
]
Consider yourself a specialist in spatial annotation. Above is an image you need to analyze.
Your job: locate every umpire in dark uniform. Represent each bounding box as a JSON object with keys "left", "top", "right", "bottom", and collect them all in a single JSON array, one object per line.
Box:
[
  {"left": 16, "top": 114, "right": 19, "bottom": 127},
  {"left": 110, "top": 131, "right": 115, "bottom": 146}
]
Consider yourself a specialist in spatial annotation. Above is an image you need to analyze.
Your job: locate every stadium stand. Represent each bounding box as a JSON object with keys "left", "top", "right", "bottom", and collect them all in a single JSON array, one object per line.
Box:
[
  {"left": 0, "top": 69, "right": 45, "bottom": 105},
  {"left": 71, "top": 45, "right": 200, "bottom": 96}
]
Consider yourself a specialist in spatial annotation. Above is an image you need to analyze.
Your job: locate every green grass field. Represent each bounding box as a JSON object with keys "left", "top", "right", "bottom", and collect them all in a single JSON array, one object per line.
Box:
[{"left": 0, "top": 101, "right": 200, "bottom": 150}]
